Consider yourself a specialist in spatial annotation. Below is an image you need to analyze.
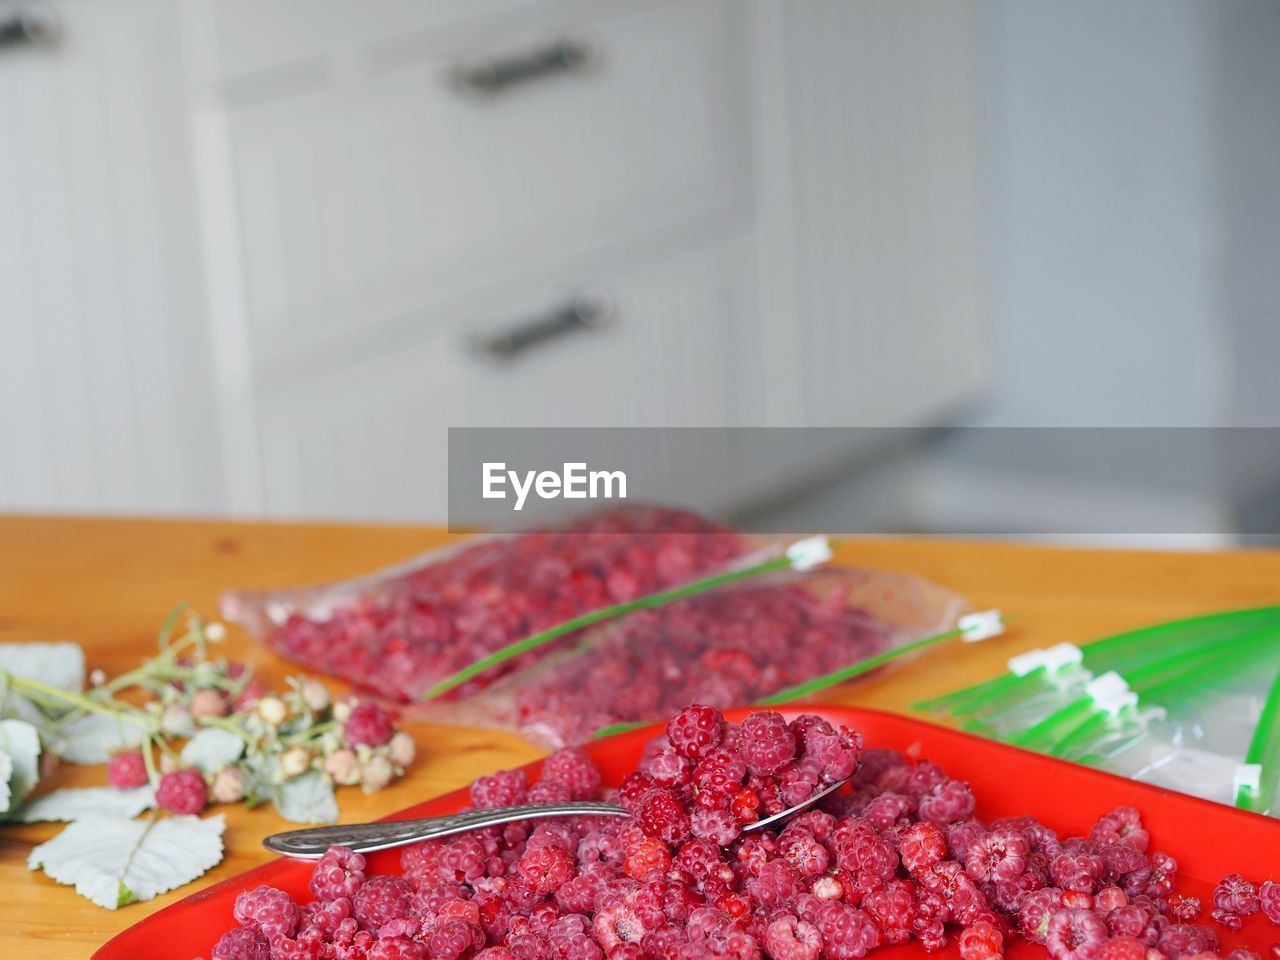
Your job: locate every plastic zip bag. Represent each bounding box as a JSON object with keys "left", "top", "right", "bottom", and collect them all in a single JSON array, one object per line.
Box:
[
  {"left": 1054, "top": 642, "right": 1280, "bottom": 808},
  {"left": 1236, "top": 669, "right": 1280, "bottom": 814},
  {"left": 918, "top": 609, "right": 1280, "bottom": 809},
  {"left": 221, "top": 505, "right": 763, "bottom": 702},
  {"left": 421, "top": 565, "right": 967, "bottom": 748},
  {"left": 914, "top": 606, "right": 1280, "bottom": 737}
]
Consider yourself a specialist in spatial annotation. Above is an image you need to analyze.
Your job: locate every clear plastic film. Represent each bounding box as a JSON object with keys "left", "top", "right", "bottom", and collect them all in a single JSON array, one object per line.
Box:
[
  {"left": 221, "top": 506, "right": 766, "bottom": 702},
  {"left": 419, "top": 566, "right": 967, "bottom": 748}
]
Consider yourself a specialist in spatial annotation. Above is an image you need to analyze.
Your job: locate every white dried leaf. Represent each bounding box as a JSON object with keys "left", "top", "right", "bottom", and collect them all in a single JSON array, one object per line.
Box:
[
  {"left": 272, "top": 770, "right": 338, "bottom": 825},
  {"left": 52, "top": 712, "right": 146, "bottom": 765},
  {"left": 0, "top": 642, "right": 85, "bottom": 691},
  {"left": 180, "top": 727, "right": 245, "bottom": 773},
  {"left": 0, "top": 719, "right": 41, "bottom": 807},
  {"left": 12, "top": 786, "right": 155, "bottom": 823},
  {"left": 0, "top": 753, "right": 11, "bottom": 814},
  {"left": 28, "top": 813, "right": 226, "bottom": 909}
]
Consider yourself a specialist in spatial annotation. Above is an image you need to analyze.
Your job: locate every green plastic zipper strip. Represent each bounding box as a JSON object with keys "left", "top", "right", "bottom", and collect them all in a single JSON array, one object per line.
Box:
[{"left": 1235, "top": 667, "right": 1280, "bottom": 814}]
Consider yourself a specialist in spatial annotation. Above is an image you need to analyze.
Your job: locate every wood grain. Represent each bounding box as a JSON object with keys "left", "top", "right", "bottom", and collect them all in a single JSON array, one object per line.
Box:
[{"left": 3, "top": 514, "right": 1279, "bottom": 956}]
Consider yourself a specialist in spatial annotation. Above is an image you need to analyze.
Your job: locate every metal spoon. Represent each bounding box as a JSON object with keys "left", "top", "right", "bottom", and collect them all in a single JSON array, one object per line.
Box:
[{"left": 263, "top": 778, "right": 848, "bottom": 859}]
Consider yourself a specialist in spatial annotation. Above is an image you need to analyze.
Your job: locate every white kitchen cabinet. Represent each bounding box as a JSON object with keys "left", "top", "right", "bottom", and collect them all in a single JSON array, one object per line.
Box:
[
  {"left": 0, "top": 0, "right": 991, "bottom": 520},
  {"left": 0, "top": 0, "right": 220, "bottom": 512}
]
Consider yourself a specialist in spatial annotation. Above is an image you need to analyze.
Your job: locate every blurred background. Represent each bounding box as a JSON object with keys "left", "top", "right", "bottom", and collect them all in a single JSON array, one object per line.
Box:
[{"left": 1, "top": 0, "right": 1278, "bottom": 541}]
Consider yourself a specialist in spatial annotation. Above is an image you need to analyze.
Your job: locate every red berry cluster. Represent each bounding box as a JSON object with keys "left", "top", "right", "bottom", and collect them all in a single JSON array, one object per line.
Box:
[
  {"left": 205, "top": 706, "right": 1276, "bottom": 960},
  {"left": 260, "top": 508, "right": 747, "bottom": 702},
  {"left": 514, "top": 582, "right": 890, "bottom": 745}
]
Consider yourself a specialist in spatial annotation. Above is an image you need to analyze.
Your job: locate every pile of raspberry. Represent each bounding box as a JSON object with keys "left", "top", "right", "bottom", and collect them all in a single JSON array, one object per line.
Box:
[
  {"left": 255, "top": 508, "right": 747, "bottom": 702},
  {"left": 206, "top": 705, "right": 1277, "bottom": 960},
  {"left": 512, "top": 578, "right": 890, "bottom": 745}
]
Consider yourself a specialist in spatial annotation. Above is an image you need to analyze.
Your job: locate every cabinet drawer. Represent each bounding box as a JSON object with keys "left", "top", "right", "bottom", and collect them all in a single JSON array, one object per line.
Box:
[
  {"left": 253, "top": 239, "right": 740, "bottom": 519},
  {"left": 207, "top": 0, "right": 743, "bottom": 364}
]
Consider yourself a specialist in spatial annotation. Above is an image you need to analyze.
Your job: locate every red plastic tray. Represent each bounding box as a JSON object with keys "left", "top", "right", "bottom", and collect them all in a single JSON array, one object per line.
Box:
[{"left": 95, "top": 707, "right": 1280, "bottom": 959}]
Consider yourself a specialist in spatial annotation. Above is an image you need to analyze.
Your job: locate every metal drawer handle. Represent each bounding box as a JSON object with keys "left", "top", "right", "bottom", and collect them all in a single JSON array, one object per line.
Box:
[
  {"left": 471, "top": 287, "right": 615, "bottom": 362},
  {"left": 0, "top": 7, "right": 60, "bottom": 50},
  {"left": 451, "top": 37, "right": 595, "bottom": 97}
]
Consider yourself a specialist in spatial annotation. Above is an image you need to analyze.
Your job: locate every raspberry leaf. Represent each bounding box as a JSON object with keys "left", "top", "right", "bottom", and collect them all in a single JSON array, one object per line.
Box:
[
  {"left": 0, "top": 642, "right": 85, "bottom": 724},
  {"left": 0, "top": 753, "right": 11, "bottom": 814},
  {"left": 0, "top": 719, "right": 42, "bottom": 810},
  {"left": 0, "top": 642, "right": 85, "bottom": 692},
  {"left": 11, "top": 786, "right": 155, "bottom": 823},
  {"left": 179, "top": 727, "right": 245, "bottom": 774},
  {"left": 50, "top": 711, "right": 147, "bottom": 765},
  {"left": 28, "top": 813, "right": 225, "bottom": 908},
  {"left": 272, "top": 770, "right": 338, "bottom": 824}
]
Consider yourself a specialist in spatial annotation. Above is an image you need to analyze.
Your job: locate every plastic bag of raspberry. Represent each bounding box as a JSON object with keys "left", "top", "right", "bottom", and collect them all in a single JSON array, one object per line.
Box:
[
  {"left": 423, "top": 566, "right": 967, "bottom": 748},
  {"left": 221, "top": 506, "right": 776, "bottom": 704}
]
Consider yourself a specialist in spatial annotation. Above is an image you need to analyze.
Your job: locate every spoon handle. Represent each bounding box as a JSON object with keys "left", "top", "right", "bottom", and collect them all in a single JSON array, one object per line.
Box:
[{"left": 263, "top": 801, "right": 629, "bottom": 858}]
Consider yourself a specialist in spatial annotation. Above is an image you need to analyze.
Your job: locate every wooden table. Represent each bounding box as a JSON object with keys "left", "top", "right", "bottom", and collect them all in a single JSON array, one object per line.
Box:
[{"left": 3, "top": 515, "right": 1279, "bottom": 956}]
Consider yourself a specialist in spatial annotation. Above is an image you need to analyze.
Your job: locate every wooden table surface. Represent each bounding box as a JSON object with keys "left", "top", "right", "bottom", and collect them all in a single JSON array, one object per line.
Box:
[{"left": 3, "top": 514, "right": 1279, "bottom": 956}]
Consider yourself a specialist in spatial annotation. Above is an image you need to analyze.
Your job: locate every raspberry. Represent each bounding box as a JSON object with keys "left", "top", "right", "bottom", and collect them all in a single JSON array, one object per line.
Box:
[
  {"left": 959, "top": 919, "right": 1005, "bottom": 960},
  {"left": 965, "top": 827, "right": 1031, "bottom": 883},
  {"left": 1051, "top": 848, "right": 1105, "bottom": 894},
  {"left": 351, "top": 875, "right": 412, "bottom": 929},
  {"left": 471, "top": 769, "right": 529, "bottom": 808},
  {"left": 367, "top": 936, "right": 426, "bottom": 960},
  {"left": 1212, "top": 908, "right": 1245, "bottom": 931},
  {"left": 593, "top": 899, "right": 649, "bottom": 951},
  {"left": 814, "top": 902, "right": 880, "bottom": 959},
  {"left": 428, "top": 919, "right": 481, "bottom": 960},
  {"left": 623, "top": 837, "right": 671, "bottom": 880},
  {"left": 1046, "top": 907, "right": 1109, "bottom": 960},
  {"left": 617, "top": 773, "right": 655, "bottom": 814},
  {"left": 1214, "top": 873, "right": 1261, "bottom": 916},
  {"left": 775, "top": 758, "right": 824, "bottom": 808},
  {"left": 519, "top": 845, "right": 577, "bottom": 895},
  {"left": 542, "top": 748, "right": 602, "bottom": 801},
  {"left": 1090, "top": 807, "right": 1149, "bottom": 852},
  {"left": 310, "top": 846, "right": 366, "bottom": 901},
  {"left": 738, "top": 711, "right": 797, "bottom": 776},
  {"left": 899, "top": 821, "right": 947, "bottom": 876},
  {"left": 1096, "top": 936, "right": 1148, "bottom": 960},
  {"left": 692, "top": 749, "right": 747, "bottom": 810},
  {"left": 343, "top": 702, "right": 394, "bottom": 747},
  {"left": 525, "top": 778, "right": 572, "bottom": 805},
  {"left": 635, "top": 788, "right": 691, "bottom": 844},
  {"left": 1171, "top": 894, "right": 1202, "bottom": 922},
  {"left": 1261, "top": 881, "right": 1280, "bottom": 924},
  {"left": 779, "top": 828, "right": 830, "bottom": 877},
  {"left": 917, "top": 779, "right": 976, "bottom": 825},
  {"left": 764, "top": 915, "right": 822, "bottom": 960},
  {"left": 666, "top": 705, "right": 727, "bottom": 760},
  {"left": 234, "top": 886, "right": 301, "bottom": 941},
  {"left": 211, "top": 926, "right": 270, "bottom": 960},
  {"left": 107, "top": 750, "right": 149, "bottom": 789},
  {"left": 861, "top": 792, "right": 912, "bottom": 831},
  {"left": 833, "top": 821, "right": 899, "bottom": 880},
  {"left": 1019, "top": 888, "right": 1064, "bottom": 942},
  {"left": 1095, "top": 886, "right": 1128, "bottom": 912},
  {"left": 547, "top": 914, "right": 603, "bottom": 960},
  {"left": 156, "top": 768, "right": 207, "bottom": 815},
  {"left": 639, "top": 746, "right": 693, "bottom": 788},
  {"left": 800, "top": 719, "right": 863, "bottom": 782},
  {"left": 746, "top": 858, "right": 802, "bottom": 907},
  {"left": 864, "top": 881, "right": 918, "bottom": 943}
]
